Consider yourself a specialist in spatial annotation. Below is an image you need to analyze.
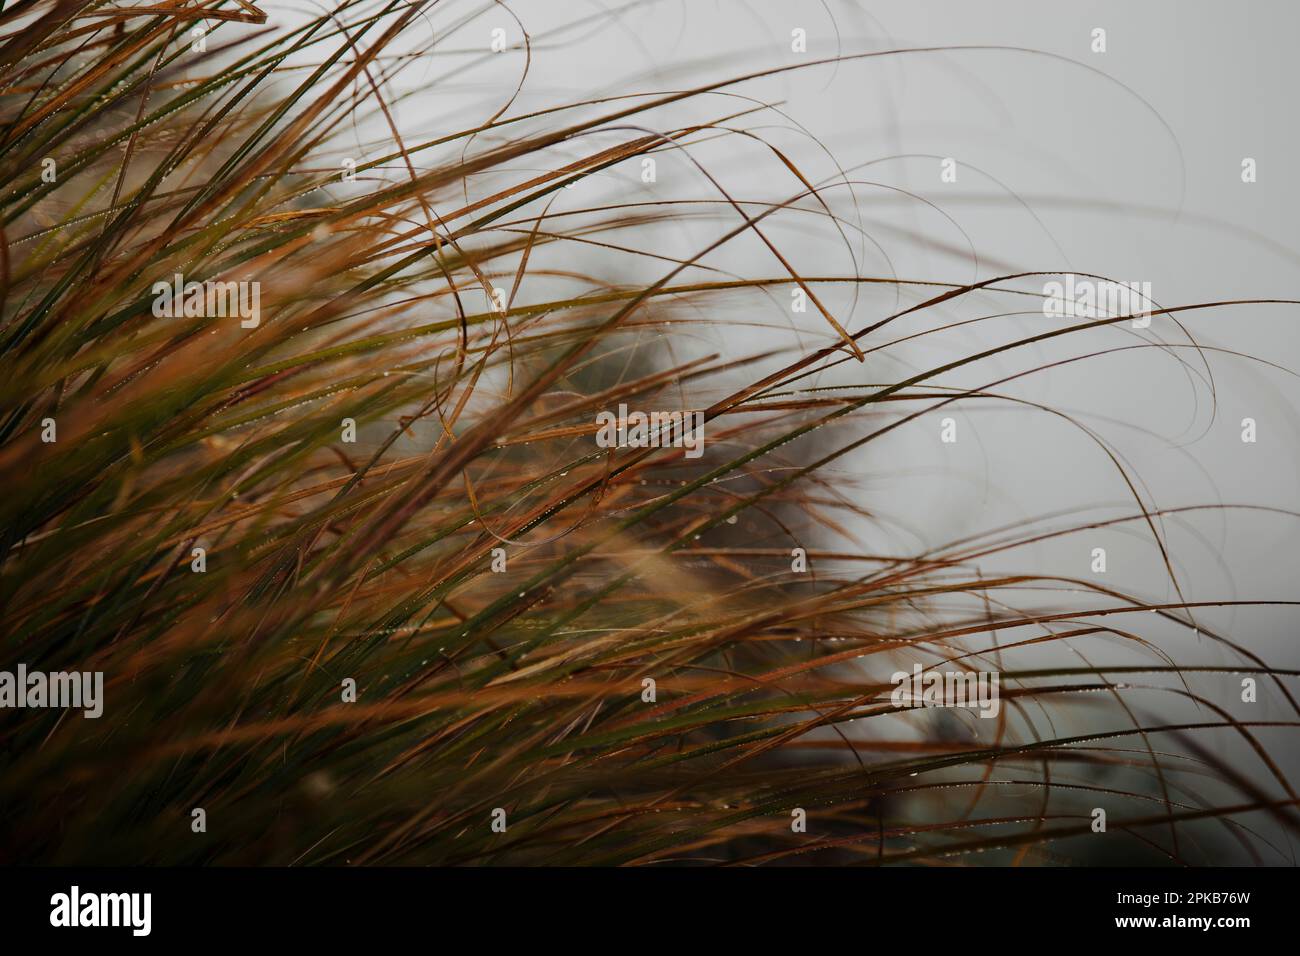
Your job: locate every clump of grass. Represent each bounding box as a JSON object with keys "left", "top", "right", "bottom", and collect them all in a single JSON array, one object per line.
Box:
[{"left": 1, "top": 1, "right": 1297, "bottom": 866}]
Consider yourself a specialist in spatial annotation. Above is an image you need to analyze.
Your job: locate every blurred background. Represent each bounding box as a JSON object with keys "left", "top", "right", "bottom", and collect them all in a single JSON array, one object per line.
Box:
[
  {"left": 338, "top": 0, "right": 1300, "bottom": 754},
  {"left": 311, "top": 1, "right": 1300, "bottom": 863},
  {"left": 300, "top": 0, "right": 1300, "bottom": 843}
]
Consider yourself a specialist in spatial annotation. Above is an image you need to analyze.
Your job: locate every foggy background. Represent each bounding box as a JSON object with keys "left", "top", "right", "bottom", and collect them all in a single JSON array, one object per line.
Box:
[
  {"left": 414, "top": 5, "right": 1300, "bottom": 648},
  {"left": 323, "top": 0, "right": 1300, "bottom": 833}
]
